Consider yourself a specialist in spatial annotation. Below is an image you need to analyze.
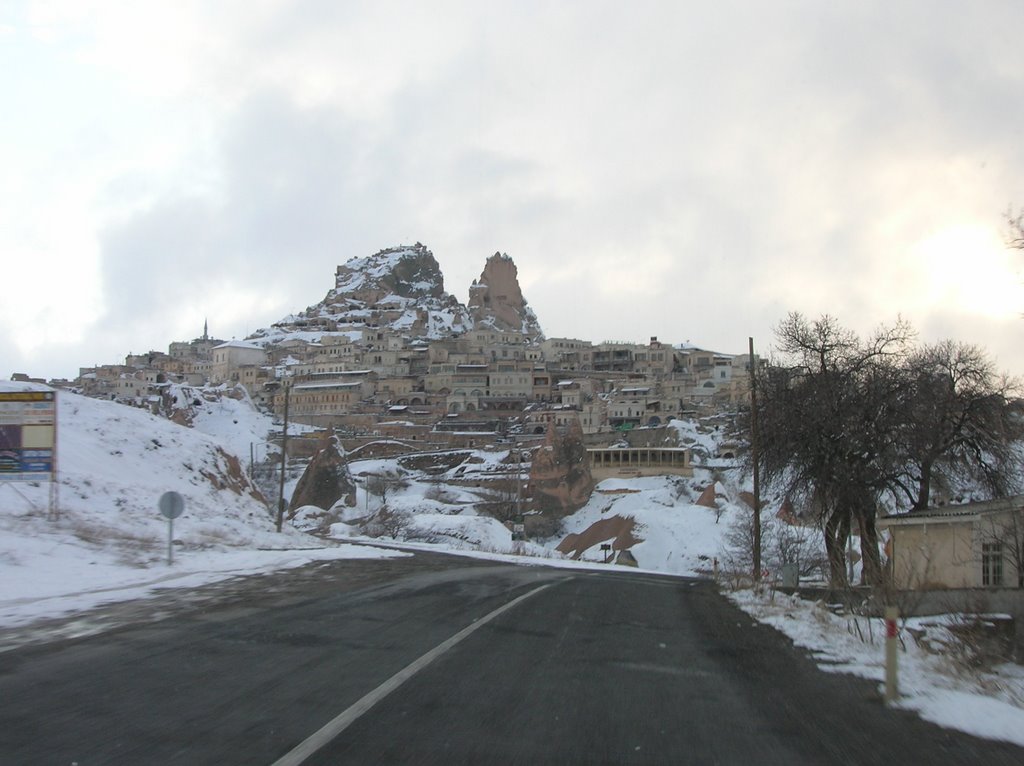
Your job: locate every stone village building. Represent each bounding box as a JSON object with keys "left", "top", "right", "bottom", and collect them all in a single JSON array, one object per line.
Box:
[{"left": 880, "top": 497, "right": 1024, "bottom": 590}]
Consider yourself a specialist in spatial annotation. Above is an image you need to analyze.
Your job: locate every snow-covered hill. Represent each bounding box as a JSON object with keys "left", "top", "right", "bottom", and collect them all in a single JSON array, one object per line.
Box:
[
  {"left": 0, "top": 389, "right": 402, "bottom": 627},
  {"left": 162, "top": 382, "right": 278, "bottom": 462}
]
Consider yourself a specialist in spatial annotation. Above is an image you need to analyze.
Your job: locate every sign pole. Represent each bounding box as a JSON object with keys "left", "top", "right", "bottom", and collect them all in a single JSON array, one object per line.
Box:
[
  {"left": 749, "top": 337, "right": 762, "bottom": 584},
  {"left": 50, "top": 389, "right": 60, "bottom": 520},
  {"left": 884, "top": 606, "right": 899, "bottom": 704},
  {"left": 159, "top": 491, "right": 185, "bottom": 566}
]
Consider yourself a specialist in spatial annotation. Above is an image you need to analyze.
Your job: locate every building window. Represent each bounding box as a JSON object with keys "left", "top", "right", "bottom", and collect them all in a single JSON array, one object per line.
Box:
[{"left": 982, "top": 542, "right": 1003, "bottom": 587}]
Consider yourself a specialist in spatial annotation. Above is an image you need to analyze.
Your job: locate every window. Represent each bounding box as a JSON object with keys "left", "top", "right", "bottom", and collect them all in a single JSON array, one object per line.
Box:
[{"left": 982, "top": 542, "right": 1003, "bottom": 586}]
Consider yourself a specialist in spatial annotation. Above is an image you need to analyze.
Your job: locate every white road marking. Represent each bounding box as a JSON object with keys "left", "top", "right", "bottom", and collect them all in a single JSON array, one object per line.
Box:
[{"left": 270, "top": 583, "right": 553, "bottom": 766}]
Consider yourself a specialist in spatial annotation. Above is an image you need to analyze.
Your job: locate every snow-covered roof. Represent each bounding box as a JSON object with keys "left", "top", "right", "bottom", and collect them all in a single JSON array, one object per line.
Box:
[
  {"left": 0, "top": 380, "right": 54, "bottom": 393},
  {"left": 214, "top": 340, "right": 265, "bottom": 351},
  {"left": 293, "top": 381, "right": 364, "bottom": 390},
  {"left": 880, "top": 496, "right": 1024, "bottom": 525}
]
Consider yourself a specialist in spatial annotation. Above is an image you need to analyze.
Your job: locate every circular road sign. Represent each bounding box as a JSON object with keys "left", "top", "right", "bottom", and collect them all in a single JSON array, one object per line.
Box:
[{"left": 159, "top": 491, "right": 185, "bottom": 520}]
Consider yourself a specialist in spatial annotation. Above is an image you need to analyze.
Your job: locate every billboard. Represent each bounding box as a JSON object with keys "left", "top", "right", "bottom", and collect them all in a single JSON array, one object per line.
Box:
[{"left": 0, "top": 389, "right": 56, "bottom": 481}]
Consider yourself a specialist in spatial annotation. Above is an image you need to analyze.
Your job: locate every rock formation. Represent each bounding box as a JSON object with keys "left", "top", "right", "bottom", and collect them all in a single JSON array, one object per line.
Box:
[
  {"left": 528, "top": 419, "right": 594, "bottom": 516},
  {"left": 467, "top": 252, "right": 544, "bottom": 339},
  {"left": 251, "top": 243, "right": 544, "bottom": 345},
  {"left": 556, "top": 515, "right": 640, "bottom": 559},
  {"left": 288, "top": 431, "right": 357, "bottom": 514}
]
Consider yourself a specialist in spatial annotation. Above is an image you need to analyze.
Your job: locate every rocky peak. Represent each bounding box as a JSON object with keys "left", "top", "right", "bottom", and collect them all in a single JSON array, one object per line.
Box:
[
  {"left": 334, "top": 243, "right": 447, "bottom": 303},
  {"left": 251, "top": 244, "right": 543, "bottom": 346},
  {"left": 467, "top": 252, "right": 544, "bottom": 339}
]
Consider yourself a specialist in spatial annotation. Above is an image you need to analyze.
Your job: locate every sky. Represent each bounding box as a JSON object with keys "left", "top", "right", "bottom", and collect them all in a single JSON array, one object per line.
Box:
[{"left": 2, "top": 0, "right": 1024, "bottom": 380}]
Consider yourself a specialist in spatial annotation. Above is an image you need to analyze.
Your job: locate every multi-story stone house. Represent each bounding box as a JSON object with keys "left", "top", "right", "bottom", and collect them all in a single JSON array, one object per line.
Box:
[
  {"left": 585, "top": 342, "right": 636, "bottom": 373},
  {"left": 269, "top": 338, "right": 322, "bottom": 366},
  {"left": 363, "top": 347, "right": 411, "bottom": 378},
  {"left": 77, "top": 364, "right": 134, "bottom": 398},
  {"left": 276, "top": 376, "right": 376, "bottom": 425},
  {"left": 210, "top": 341, "right": 268, "bottom": 387},
  {"left": 423, "top": 363, "right": 457, "bottom": 396},
  {"left": 447, "top": 364, "right": 490, "bottom": 413},
  {"left": 539, "top": 338, "right": 592, "bottom": 370},
  {"left": 373, "top": 376, "right": 424, "bottom": 405},
  {"left": 531, "top": 367, "right": 553, "bottom": 402},
  {"left": 683, "top": 348, "right": 734, "bottom": 383},
  {"left": 298, "top": 335, "right": 356, "bottom": 364},
  {"left": 632, "top": 337, "right": 681, "bottom": 379},
  {"left": 607, "top": 386, "right": 668, "bottom": 428},
  {"left": 126, "top": 351, "right": 168, "bottom": 369},
  {"left": 554, "top": 378, "right": 600, "bottom": 408},
  {"left": 659, "top": 376, "right": 696, "bottom": 412},
  {"left": 579, "top": 397, "right": 610, "bottom": 434},
  {"left": 523, "top": 404, "right": 581, "bottom": 434},
  {"left": 111, "top": 371, "right": 158, "bottom": 401},
  {"left": 488, "top": 364, "right": 532, "bottom": 401},
  {"left": 465, "top": 329, "right": 530, "bottom": 355}
]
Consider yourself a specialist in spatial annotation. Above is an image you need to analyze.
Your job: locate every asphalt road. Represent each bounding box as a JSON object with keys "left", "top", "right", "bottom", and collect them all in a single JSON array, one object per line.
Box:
[{"left": 0, "top": 550, "right": 1021, "bottom": 765}]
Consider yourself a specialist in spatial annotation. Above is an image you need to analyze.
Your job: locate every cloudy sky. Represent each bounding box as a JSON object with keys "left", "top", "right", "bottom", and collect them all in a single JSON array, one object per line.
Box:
[{"left": 3, "top": 0, "right": 1023, "bottom": 380}]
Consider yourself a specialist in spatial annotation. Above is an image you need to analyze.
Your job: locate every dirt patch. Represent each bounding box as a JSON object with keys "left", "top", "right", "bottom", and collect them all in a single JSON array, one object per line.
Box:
[
  {"left": 695, "top": 484, "right": 718, "bottom": 508},
  {"left": 556, "top": 515, "right": 641, "bottom": 560}
]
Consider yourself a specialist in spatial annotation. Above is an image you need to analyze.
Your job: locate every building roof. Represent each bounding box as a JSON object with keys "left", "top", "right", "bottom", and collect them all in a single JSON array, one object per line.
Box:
[
  {"left": 293, "top": 381, "right": 364, "bottom": 390},
  {"left": 0, "top": 380, "right": 54, "bottom": 393},
  {"left": 213, "top": 340, "right": 265, "bottom": 351},
  {"left": 879, "top": 496, "right": 1024, "bottom": 526}
]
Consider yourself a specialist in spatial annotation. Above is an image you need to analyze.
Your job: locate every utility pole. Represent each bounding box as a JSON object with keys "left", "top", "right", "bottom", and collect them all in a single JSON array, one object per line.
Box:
[
  {"left": 275, "top": 381, "right": 291, "bottom": 533},
  {"left": 749, "top": 337, "right": 762, "bottom": 583}
]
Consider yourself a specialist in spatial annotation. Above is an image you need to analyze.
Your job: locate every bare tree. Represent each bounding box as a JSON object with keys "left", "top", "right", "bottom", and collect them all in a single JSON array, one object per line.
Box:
[
  {"left": 754, "top": 313, "right": 912, "bottom": 587},
  {"left": 364, "top": 471, "right": 409, "bottom": 510},
  {"left": 373, "top": 506, "right": 413, "bottom": 539},
  {"left": 1005, "top": 207, "right": 1024, "bottom": 252},
  {"left": 897, "top": 341, "right": 1022, "bottom": 510},
  {"left": 754, "top": 312, "right": 1023, "bottom": 591}
]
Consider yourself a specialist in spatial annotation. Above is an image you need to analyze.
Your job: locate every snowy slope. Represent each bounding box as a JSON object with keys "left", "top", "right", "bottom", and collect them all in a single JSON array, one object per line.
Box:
[
  {"left": 0, "top": 390, "right": 403, "bottom": 627},
  {"left": 555, "top": 474, "right": 739, "bottom": 574},
  {"left": 164, "top": 382, "right": 278, "bottom": 462}
]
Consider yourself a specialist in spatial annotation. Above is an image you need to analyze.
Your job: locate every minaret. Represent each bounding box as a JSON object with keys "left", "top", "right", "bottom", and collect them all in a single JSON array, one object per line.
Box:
[{"left": 203, "top": 319, "right": 209, "bottom": 341}]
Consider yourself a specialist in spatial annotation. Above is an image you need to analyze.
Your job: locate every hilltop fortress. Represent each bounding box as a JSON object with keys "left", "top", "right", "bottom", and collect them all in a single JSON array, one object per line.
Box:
[{"left": 74, "top": 244, "right": 754, "bottom": 445}]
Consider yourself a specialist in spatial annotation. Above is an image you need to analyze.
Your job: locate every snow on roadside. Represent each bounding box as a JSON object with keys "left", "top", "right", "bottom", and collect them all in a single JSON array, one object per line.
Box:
[
  {"left": 4, "top": 389, "right": 1021, "bottom": 751},
  {"left": 0, "top": 544, "right": 409, "bottom": 628},
  {"left": 729, "top": 589, "right": 1024, "bottom": 747}
]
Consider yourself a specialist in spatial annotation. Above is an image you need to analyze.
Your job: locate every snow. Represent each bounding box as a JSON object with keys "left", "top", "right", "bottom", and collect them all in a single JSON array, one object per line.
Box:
[
  {"left": 212, "top": 339, "right": 264, "bottom": 350},
  {"left": 559, "top": 475, "right": 729, "bottom": 574},
  {"left": 166, "top": 383, "right": 276, "bottom": 462},
  {"left": 0, "top": 380, "right": 53, "bottom": 393},
  {"left": 0, "top": 387, "right": 407, "bottom": 629},
  {"left": 2, "top": 390, "right": 1020, "bottom": 745},
  {"left": 729, "top": 589, "right": 1024, "bottom": 747}
]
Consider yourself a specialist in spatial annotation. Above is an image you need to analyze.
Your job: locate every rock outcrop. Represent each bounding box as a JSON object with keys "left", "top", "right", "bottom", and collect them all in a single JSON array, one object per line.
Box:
[
  {"left": 467, "top": 252, "right": 544, "bottom": 338},
  {"left": 556, "top": 515, "right": 641, "bottom": 560},
  {"left": 288, "top": 431, "right": 357, "bottom": 514},
  {"left": 254, "top": 243, "right": 473, "bottom": 343},
  {"left": 528, "top": 419, "right": 594, "bottom": 516},
  {"left": 251, "top": 244, "right": 544, "bottom": 346}
]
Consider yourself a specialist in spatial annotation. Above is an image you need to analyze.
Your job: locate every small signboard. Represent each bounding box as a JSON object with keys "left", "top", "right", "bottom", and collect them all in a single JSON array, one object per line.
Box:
[
  {"left": 0, "top": 389, "right": 56, "bottom": 481},
  {"left": 159, "top": 491, "right": 186, "bottom": 564},
  {"left": 159, "top": 491, "right": 185, "bottom": 519}
]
